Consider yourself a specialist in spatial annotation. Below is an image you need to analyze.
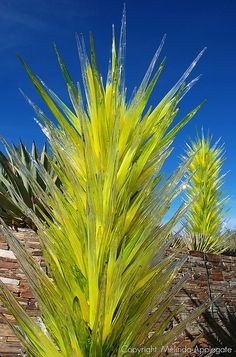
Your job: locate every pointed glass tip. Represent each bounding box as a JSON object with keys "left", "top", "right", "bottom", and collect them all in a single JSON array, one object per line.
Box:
[
  {"left": 34, "top": 118, "right": 50, "bottom": 139},
  {"left": 169, "top": 47, "right": 207, "bottom": 100},
  {"left": 179, "top": 74, "right": 202, "bottom": 101},
  {"left": 122, "top": 3, "right": 126, "bottom": 18},
  {"left": 118, "top": 3, "right": 127, "bottom": 95}
]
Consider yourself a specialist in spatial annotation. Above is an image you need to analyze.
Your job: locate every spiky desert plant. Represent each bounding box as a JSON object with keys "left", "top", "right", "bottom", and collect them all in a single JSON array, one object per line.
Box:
[
  {"left": 177, "top": 305, "right": 236, "bottom": 356},
  {"left": 0, "top": 12, "right": 207, "bottom": 356},
  {"left": 182, "top": 131, "right": 228, "bottom": 253},
  {"left": 0, "top": 141, "right": 59, "bottom": 229},
  {"left": 200, "top": 306, "right": 236, "bottom": 355},
  {"left": 223, "top": 228, "right": 236, "bottom": 256}
]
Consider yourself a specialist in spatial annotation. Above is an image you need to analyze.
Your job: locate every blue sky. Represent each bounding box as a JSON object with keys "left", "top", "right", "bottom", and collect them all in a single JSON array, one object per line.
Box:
[{"left": 0, "top": 0, "right": 236, "bottom": 226}]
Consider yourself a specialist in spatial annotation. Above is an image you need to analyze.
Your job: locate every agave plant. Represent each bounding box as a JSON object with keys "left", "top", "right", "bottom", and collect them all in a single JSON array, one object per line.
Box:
[
  {"left": 223, "top": 228, "right": 236, "bottom": 256},
  {"left": 174, "top": 304, "right": 236, "bottom": 356},
  {"left": 200, "top": 305, "right": 236, "bottom": 356},
  {"left": 0, "top": 11, "right": 208, "bottom": 356},
  {"left": 0, "top": 141, "right": 59, "bottom": 229},
  {"left": 182, "top": 131, "right": 229, "bottom": 254}
]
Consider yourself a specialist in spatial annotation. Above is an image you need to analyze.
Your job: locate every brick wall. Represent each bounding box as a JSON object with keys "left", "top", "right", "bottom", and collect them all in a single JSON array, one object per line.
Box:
[
  {"left": 0, "top": 230, "right": 236, "bottom": 356},
  {"left": 171, "top": 251, "right": 236, "bottom": 352},
  {"left": 0, "top": 230, "right": 42, "bottom": 356}
]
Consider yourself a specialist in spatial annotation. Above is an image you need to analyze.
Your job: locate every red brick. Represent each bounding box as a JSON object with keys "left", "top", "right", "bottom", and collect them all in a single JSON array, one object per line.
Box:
[
  {"left": 205, "top": 253, "right": 221, "bottom": 263},
  {"left": 189, "top": 250, "right": 204, "bottom": 257},
  {"left": 0, "top": 243, "right": 8, "bottom": 250},
  {"left": 211, "top": 271, "right": 224, "bottom": 281},
  {"left": 0, "top": 260, "right": 18, "bottom": 269}
]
